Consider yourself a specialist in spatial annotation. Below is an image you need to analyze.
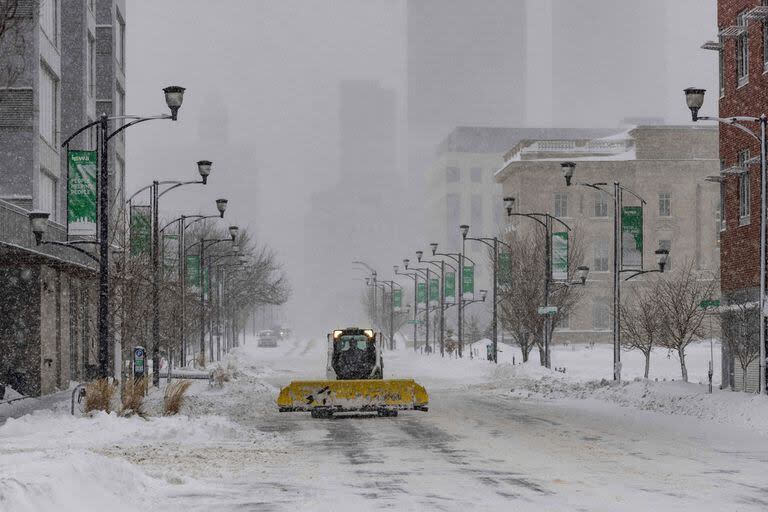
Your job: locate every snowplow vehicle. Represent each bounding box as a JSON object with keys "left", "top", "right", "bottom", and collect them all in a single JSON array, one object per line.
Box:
[{"left": 276, "top": 328, "right": 428, "bottom": 418}]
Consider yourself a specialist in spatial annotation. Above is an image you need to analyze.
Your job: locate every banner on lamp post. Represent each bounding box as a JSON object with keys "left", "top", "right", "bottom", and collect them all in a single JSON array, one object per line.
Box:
[
  {"left": 462, "top": 265, "right": 474, "bottom": 300},
  {"left": 552, "top": 231, "right": 569, "bottom": 281},
  {"left": 498, "top": 252, "right": 511, "bottom": 286},
  {"left": 393, "top": 289, "right": 402, "bottom": 310},
  {"left": 621, "top": 206, "right": 643, "bottom": 270},
  {"left": 416, "top": 282, "right": 426, "bottom": 306},
  {"left": 130, "top": 205, "right": 151, "bottom": 256},
  {"left": 67, "top": 150, "right": 97, "bottom": 236},
  {"left": 186, "top": 254, "right": 201, "bottom": 288},
  {"left": 444, "top": 271, "right": 456, "bottom": 304},
  {"left": 429, "top": 278, "right": 439, "bottom": 307}
]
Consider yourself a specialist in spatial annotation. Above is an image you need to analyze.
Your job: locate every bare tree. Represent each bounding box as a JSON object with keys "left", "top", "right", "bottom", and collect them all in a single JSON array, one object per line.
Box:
[
  {"left": 0, "top": 0, "right": 29, "bottom": 96},
  {"left": 720, "top": 301, "right": 759, "bottom": 392},
  {"left": 656, "top": 260, "right": 718, "bottom": 382},
  {"left": 619, "top": 279, "right": 665, "bottom": 378}
]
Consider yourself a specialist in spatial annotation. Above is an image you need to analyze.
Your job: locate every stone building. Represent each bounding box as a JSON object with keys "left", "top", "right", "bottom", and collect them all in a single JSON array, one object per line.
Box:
[
  {"left": 0, "top": 0, "right": 126, "bottom": 397},
  {"left": 494, "top": 126, "right": 720, "bottom": 346}
]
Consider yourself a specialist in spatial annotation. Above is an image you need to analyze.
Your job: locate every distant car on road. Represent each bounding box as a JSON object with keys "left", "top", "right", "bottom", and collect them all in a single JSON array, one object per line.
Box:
[{"left": 257, "top": 329, "right": 278, "bottom": 347}]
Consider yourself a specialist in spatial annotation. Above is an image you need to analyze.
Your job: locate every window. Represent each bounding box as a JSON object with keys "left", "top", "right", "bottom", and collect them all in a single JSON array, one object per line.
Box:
[
  {"left": 739, "top": 149, "right": 750, "bottom": 224},
  {"left": 470, "top": 194, "right": 483, "bottom": 235},
  {"left": 116, "top": 87, "right": 125, "bottom": 138},
  {"left": 593, "top": 239, "right": 609, "bottom": 272},
  {"left": 39, "top": 170, "right": 58, "bottom": 222},
  {"left": 116, "top": 11, "right": 126, "bottom": 71},
  {"left": 659, "top": 240, "right": 672, "bottom": 270},
  {"left": 718, "top": 182, "right": 725, "bottom": 232},
  {"left": 719, "top": 48, "right": 725, "bottom": 97},
  {"left": 594, "top": 192, "right": 608, "bottom": 217},
  {"left": 737, "top": 11, "right": 749, "bottom": 87},
  {"left": 593, "top": 301, "right": 611, "bottom": 330},
  {"left": 87, "top": 34, "right": 95, "bottom": 98},
  {"left": 555, "top": 311, "right": 569, "bottom": 330},
  {"left": 470, "top": 167, "right": 482, "bottom": 183},
  {"left": 446, "top": 167, "right": 460, "bottom": 183},
  {"left": 39, "top": 64, "right": 57, "bottom": 145},
  {"left": 554, "top": 193, "right": 568, "bottom": 217},
  {"left": 658, "top": 191, "right": 671, "bottom": 217},
  {"left": 40, "top": 0, "right": 57, "bottom": 46}
]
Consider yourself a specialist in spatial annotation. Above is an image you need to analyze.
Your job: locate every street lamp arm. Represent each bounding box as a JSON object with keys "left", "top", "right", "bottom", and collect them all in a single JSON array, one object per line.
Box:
[
  {"left": 463, "top": 236, "right": 495, "bottom": 251},
  {"left": 106, "top": 114, "right": 172, "bottom": 142},
  {"left": 158, "top": 179, "right": 205, "bottom": 199},
  {"left": 126, "top": 183, "right": 155, "bottom": 204},
  {"left": 620, "top": 268, "right": 662, "bottom": 281},
  {"left": 40, "top": 240, "right": 99, "bottom": 263},
  {"left": 616, "top": 183, "right": 647, "bottom": 206},
  {"left": 61, "top": 119, "right": 102, "bottom": 147},
  {"left": 421, "top": 258, "right": 456, "bottom": 272},
  {"left": 352, "top": 260, "right": 375, "bottom": 273},
  {"left": 505, "top": 212, "right": 548, "bottom": 229},
  {"left": 184, "top": 214, "right": 221, "bottom": 231},
  {"left": 434, "top": 251, "right": 461, "bottom": 266},
  {"left": 697, "top": 115, "right": 762, "bottom": 142}
]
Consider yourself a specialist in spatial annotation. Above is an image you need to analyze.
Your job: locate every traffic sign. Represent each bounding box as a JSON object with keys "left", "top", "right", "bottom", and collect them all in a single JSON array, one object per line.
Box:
[
  {"left": 538, "top": 306, "right": 558, "bottom": 316},
  {"left": 699, "top": 299, "right": 720, "bottom": 309}
]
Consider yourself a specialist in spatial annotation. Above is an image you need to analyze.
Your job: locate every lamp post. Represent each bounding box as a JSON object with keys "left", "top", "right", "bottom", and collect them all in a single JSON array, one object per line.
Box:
[
  {"left": 59, "top": 85, "right": 185, "bottom": 378},
  {"left": 462, "top": 288, "right": 488, "bottom": 358},
  {"left": 685, "top": 87, "right": 766, "bottom": 395},
  {"left": 459, "top": 225, "right": 513, "bottom": 363},
  {"left": 561, "top": 163, "right": 667, "bottom": 380},
  {"left": 430, "top": 243, "right": 472, "bottom": 357},
  {"left": 187, "top": 226, "right": 239, "bottom": 366},
  {"left": 404, "top": 259, "right": 432, "bottom": 353},
  {"left": 159, "top": 199, "right": 228, "bottom": 367},
  {"left": 417, "top": 250, "right": 456, "bottom": 357},
  {"left": 394, "top": 265, "right": 420, "bottom": 351}
]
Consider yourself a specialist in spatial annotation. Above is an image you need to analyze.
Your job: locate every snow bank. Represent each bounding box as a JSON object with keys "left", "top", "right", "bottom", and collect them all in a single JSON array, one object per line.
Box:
[{"left": 490, "top": 361, "right": 768, "bottom": 432}]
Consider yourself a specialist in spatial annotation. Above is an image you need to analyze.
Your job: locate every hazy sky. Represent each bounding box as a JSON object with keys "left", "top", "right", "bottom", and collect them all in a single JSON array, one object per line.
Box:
[{"left": 127, "top": 0, "right": 716, "bottom": 333}]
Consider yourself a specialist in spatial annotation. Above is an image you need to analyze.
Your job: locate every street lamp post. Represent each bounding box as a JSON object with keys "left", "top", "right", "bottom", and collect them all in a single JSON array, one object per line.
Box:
[
  {"left": 429, "top": 244, "right": 466, "bottom": 356},
  {"left": 561, "top": 163, "right": 667, "bottom": 380},
  {"left": 685, "top": 87, "right": 766, "bottom": 395},
  {"left": 394, "top": 265, "right": 419, "bottom": 351},
  {"left": 417, "top": 251, "right": 456, "bottom": 357},
  {"left": 59, "top": 85, "right": 185, "bottom": 378},
  {"left": 404, "top": 259, "right": 432, "bottom": 353},
  {"left": 462, "top": 289, "right": 488, "bottom": 358},
  {"left": 459, "top": 225, "right": 512, "bottom": 363}
]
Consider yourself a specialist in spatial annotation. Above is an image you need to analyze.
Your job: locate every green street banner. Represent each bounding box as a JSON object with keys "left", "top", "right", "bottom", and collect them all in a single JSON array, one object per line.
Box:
[
  {"left": 186, "top": 254, "right": 201, "bottom": 288},
  {"left": 444, "top": 272, "right": 456, "bottom": 304},
  {"left": 130, "top": 205, "right": 151, "bottom": 256},
  {"left": 393, "top": 289, "right": 402, "bottom": 310},
  {"left": 498, "top": 252, "right": 511, "bottom": 286},
  {"left": 462, "top": 265, "right": 474, "bottom": 299},
  {"left": 429, "top": 278, "right": 439, "bottom": 307},
  {"left": 67, "top": 150, "right": 97, "bottom": 236},
  {"left": 621, "top": 206, "right": 643, "bottom": 269},
  {"left": 552, "top": 231, "right": 569, "bottom": 281},
  {"left": 417, "top": 282, "right": 427, "bottom": 305}
]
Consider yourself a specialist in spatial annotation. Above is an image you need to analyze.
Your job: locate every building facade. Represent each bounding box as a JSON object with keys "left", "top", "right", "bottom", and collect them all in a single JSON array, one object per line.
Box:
[
  {"left": 495, "top": 126, "right": 720, "bottom": 345},
  {"left": 0, "top": 0, "right": 126, "bottom": 397}
]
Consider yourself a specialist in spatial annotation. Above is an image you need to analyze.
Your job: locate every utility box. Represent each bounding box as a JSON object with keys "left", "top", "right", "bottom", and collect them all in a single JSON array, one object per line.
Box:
[{"left": 133, "top": 346, "right": 146, "bottom": 379}]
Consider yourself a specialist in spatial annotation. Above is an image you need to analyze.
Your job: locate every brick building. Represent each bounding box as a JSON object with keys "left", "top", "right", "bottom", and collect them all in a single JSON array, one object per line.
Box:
[{"left": 713, "top": 1, "right": 768, "bottom": 391}]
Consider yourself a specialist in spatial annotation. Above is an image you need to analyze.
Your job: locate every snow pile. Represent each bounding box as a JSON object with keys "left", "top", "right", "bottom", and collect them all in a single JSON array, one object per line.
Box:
[{"left": 490, "top": 361, "right": 768, "bottom": 432}]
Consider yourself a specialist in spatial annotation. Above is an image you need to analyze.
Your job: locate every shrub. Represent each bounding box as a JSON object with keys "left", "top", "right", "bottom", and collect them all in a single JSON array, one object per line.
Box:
[
  {"left": 163, "top": 380, "right": 192, "bottom": 415},
  {"left": 120, "top": 377, "right": 148, "bottom": 417},
  {"left": 195, "top": 352, "right": 206, "bottom": 369},
  {"left": 84, "top": 378, "right": 116, "bottom": 414}
]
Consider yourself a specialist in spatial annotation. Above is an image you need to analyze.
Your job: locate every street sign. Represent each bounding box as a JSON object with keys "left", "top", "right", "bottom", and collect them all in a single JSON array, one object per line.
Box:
[
  {"left": 538, "top": 306, "right": 558, "bottom": 316},
  {"left": 407, "top": 319, "right": 424, "bottom": 325},
  {"left": 133, "top": 346, "right": 146, "bottom": 378},
  {"left": 699, "top": 299, "right": 720, "bottom": 309}
]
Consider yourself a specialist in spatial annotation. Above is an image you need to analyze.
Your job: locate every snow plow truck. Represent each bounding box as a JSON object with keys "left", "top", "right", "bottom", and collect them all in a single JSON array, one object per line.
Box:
[{"left": 276, "top": 328, "right": 429, "bottom": 418}]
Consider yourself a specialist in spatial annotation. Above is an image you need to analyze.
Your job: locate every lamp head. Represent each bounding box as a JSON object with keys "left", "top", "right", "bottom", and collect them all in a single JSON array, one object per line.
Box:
[
  {"left": 684, "top": 87, "right": 706, "bottom": 122},
  {"left": 655, "top": 247, "right": 670, "bottom": 272},
  {"left": 197, "top": 160, "right": 212, "bottom": 184},
  {"left": 228, "top": 225, "right": 239, "bottom": 242},
  {"left": 430, "top": 242, "right": 438, "bottom": 255},
  {"left": 416, "top": 250, "right": 423, "bottom": 262},
  {"left": 460, "top": 224, "right": 469, "bottom": 238},
  {"left": 479, "top": 289, "right": 488, "bottom": 301},
  {"left": 29, "top": 211, "right": 50, "bottom": 245},
  {"left": 372, "top": 270, "right": 377, "bottom": 278},
  {"left": 216, "top": 198, "right": 228, "bottom": 217},
  {"left": 393, "top": 265, "right": 399, "bottom": 273},
  {"left": 365, "top": 277, "right": 370, "bottom": 286},
  {"left": 403, "top": 258, "right": 410, "bottom": 269},
  {"left": 561, "top": 162, "right": 576, "bottom": 186},
  {"left": 503, "top": 196, "right": 515, "bottom": 216},
  {"left": 576, "top": 265, "right": 590, "bottom": 285},
  {"left": 163, "top": 85, "right": 185, "bottom": 120}
]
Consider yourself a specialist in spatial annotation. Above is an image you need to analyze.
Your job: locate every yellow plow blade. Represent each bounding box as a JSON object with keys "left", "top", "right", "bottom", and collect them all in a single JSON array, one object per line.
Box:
[{"left": 277, "top": 379, "right": 429, "bottom": 412}]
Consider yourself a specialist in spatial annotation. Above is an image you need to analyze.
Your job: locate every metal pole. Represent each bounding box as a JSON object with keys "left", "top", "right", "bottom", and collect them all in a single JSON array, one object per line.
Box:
[
  {"left": 760, "top": 115, "right": 767, "bottom": 395},
  {"left": 544, "top": 218, "right": 551, "bottom": 369},
  {"left": 439, "top": 260, "right": 445, "bottom": 357},
  {"left": 199, "top": 242, "right": 206, "bottom": 366},
  {"left": 98, "top": 114, "right": 110, "bottom": 378},
  {"left": 389, "top": 282, "right": 395, "bottom": 350},
  {"left": 372, "top": 273, "right": 377, "bottom": 331},
  {"left": 216, "top": 267, "right": 222, "bottom": 361},
  {"left": 413, "top": 275, "right": 418, "bottom": 351},
  {"left": 459, "top": 238, "right": 465, "bottom": 357},
  {"left": 151, "top": 181, "right": 160, "bottom": 387},
  {"left": 208, "top": 264, "right": 214, "bottom": 362},
  {"left": 179, "top": 216, "right": 186, "bottom": 366},
  {"left": 613, "top": 182, "right": 622, "bottom": 381},
  {"left": 425, "top": 268, "right": 430, "bottom": 353},
  {"left": 492, "top": 237, "right": 498, "bottom": 363}
]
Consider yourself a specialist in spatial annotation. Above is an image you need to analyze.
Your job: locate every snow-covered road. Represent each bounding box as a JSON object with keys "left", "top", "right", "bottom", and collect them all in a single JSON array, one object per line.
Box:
[{"left": 3, "top": 336, "right": 768, "bottom": 511}]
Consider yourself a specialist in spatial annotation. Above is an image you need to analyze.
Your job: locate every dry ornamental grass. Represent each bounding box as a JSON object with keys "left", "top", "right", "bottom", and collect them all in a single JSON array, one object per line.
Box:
[
  {"left": 164, "top": 380, "right": 192, "bottom": 415},
  {"left": 84, "top": 378, "right": 116, "bottom": 414},
  {"left": 121, "top": 377, "right": 148, "bottom": 417}
]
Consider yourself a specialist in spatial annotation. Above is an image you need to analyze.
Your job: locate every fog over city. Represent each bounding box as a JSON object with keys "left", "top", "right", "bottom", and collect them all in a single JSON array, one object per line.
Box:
[{"left": 126, "top": 0, "right": 715, "bottom": 334}]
